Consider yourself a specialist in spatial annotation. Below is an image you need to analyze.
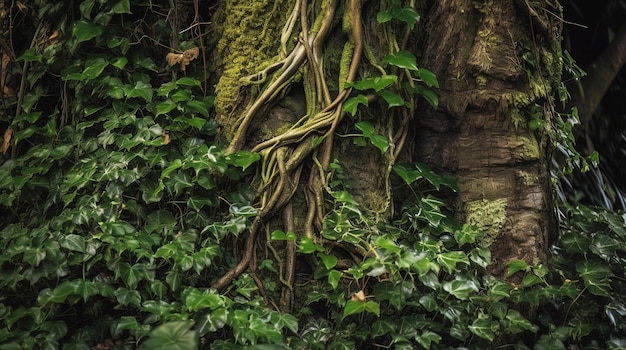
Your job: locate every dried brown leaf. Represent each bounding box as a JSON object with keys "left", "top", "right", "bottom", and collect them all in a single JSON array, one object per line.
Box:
[
  {"left": 351, "top": 290, "right": 366, "bottom": 302},
  {"left": 166, "top": 47, "right": 200, "bottom": 72},
  {"left": 166, "top": 52, "right": 182, "bottom": 67},
  {"left": 1, "top": 127, "right": 13, "bottom": 155}
]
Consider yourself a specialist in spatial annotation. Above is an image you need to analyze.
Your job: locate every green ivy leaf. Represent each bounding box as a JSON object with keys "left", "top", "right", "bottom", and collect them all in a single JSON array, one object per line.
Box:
[
  {"left": 383, "top": 51, "right": 418, "bottom": 71},
  {"left": 437, "top": 251, "right": 469, "bottom": 274},
  {"left": 270, "top": 230, "right": 297, "bottom": 241},
  {"left": 186, "top": 99, "right": 211, "bottom": 117},
  {"left": 380, "top": 89, "right": 405, "bottom": 107},
  {"left": 468, "top": 314, "right": 499, "bottom": 341},
  {"left": 506, "top": 260, "right": 529, "bottom": 277},
  {"left": 59, "top": 234, "right": 86, "bottom": 253},
  {"left": 225, "top": 150, "right": 260, "bottom": 171},
  {"left": 183, "top": 288, "right": 225, "bottom": 312},
  {"left": 298, "top": 237, "right": 324, "bottom": 254},
  {"left": 155, "top": 99, "right": 178, "bottom": 116},
  {"left": 141, "top": 321, "right": 198, "bottom": 350},
  {"left": 342, "top": 94, "right": 368, "bottom": 116},
  {"left": 355, "top": 121, "right": 389, "bottom": 154},
  {"left": 342, "top": 300, "right": 380, "bottom": 319},
  {"left": 454, "top": 224, "right": 482, "bottom": 246},
  {"left": 442, "top": 278, "right": 479, "bottom": 300},
  {"left": 111, "top": 0, "right": 131, "bottom": 14},
  {"left": 576, "top": 261, "right": 613, "bottom": 296},
  {"left": 375, "top": 236, "right": 401, "bottom": 255},
  {"left": 196, "top": 308, "right": 228, "bottom": 334},
  {"left": 16, "top": 48, "right": 42, "bottom": 62},
  {"left": 328, "top": 269, "right": 341, "bottom": 289},
  {"left": 114, "top": 287, "right": 142, "bottom": 307},
  {"left": 417, "top": 68, "right": 439, "bottom": 88},
  {"left": 72, "top": 20, "right": 104, "bottom": 43},
  {"left": 376, "top": 10, "right": 393, "bottom": 23},
  {"left": 318, "top": 253, "right": 338, "bottom": 270},
  {"left": 503, "top": 309, "right": 538, "bottom": 334},
  {"left": 417, "top": 331, "right": 441, "bottom": 349}
]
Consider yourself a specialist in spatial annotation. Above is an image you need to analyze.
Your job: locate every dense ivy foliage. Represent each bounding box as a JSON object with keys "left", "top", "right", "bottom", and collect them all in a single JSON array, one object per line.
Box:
[{"left": 0, "top": 1, "right": 625, "bottom": 349}]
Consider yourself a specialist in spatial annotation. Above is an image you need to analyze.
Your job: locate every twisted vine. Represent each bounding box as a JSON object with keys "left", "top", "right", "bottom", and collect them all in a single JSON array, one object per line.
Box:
[{"left": 212, "top": 0, "right": 415, "bottom": 314}]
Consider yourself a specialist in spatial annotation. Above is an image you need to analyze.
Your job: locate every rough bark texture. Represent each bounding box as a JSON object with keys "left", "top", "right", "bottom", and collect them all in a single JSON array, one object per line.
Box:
[{"left": 415, "top": 0, "right": 561, "bottom": 277}]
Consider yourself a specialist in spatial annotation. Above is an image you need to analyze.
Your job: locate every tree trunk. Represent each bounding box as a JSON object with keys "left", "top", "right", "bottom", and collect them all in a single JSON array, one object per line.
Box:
[
  {"left": 209, "top": 0, "right": 561, "bottom": 308},
  {"left": 415, "top": 0, "right": 561, "bottom": 276}
]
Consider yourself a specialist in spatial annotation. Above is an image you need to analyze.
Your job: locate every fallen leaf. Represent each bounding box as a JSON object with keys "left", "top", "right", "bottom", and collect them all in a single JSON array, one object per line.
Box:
[
  {"left": 1, "top": 127, "right": 12, "bottom": 155},
  {"left": 351, "top": 290, "right": 366, "bottom": 302},
  {"left": 166, "top": 47, "right": 199, "bottom": 72},
  {"left": 1, "top": 86, "right": 14, "bottom": 97}
]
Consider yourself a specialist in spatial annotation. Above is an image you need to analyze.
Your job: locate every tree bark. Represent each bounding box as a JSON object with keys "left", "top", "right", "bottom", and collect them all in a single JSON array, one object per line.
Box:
[{"left": 415, "top": 0, "right": 561, "bottom": 277}]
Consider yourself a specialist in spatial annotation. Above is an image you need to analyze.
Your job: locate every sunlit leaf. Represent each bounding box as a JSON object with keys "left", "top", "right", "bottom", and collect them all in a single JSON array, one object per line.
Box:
[{"left": 383, "top": 51, "right": 418, "bottom": 71}]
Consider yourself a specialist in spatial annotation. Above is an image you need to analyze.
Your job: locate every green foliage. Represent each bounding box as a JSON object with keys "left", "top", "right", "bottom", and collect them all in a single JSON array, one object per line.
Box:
[{"left": 2, "top": 1, "right": 625, "bottom": 349}]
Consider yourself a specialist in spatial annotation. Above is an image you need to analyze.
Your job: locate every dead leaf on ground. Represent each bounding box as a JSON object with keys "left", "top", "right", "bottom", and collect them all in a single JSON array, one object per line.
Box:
[
  {"left": 1, "top": 127, "right": 13, "bottom": 155},
  {"left": 166, "top": 47, "right": 199, "bottom": 72}
]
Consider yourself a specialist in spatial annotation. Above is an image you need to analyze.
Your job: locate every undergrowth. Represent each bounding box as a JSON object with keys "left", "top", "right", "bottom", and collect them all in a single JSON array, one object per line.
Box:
[{"left": 0, "top": 1, "right": 625, "bottom": 349}]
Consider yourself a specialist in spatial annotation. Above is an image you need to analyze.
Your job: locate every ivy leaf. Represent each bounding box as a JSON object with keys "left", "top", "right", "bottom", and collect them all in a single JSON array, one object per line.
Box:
[
  {"left": 111, "top": 0, "right": 131, "bottom": 14},
  {"left": 155, "top": 99, "right": 178, "bottom": 116},
  {"left": 355, "top": 121, "right": 389, "bottom": 154},
  {"left": 395, "top": 7, "right": 420, "bottom": 29},
  {"left": 342, "top": 94, "right": 368, "bottom": 116},
  {"left": 503, "top": 310, "right": 538, "bottom": 333},
  {"left": 393, "top": 164, "right": 420, "bottom": 185},
  {"left": 576, "top": 261, "right": 613, "bottom": 296},
  {"left": 225, "top": 150, "right": 260, "bottom": 171},
  {"left": 469, "top": 314, "right": 499, "bottom": 341},
  {"left": 348, "top": 75, "right": 397, "bottom": 92},
  {"left": 417, "top": 331, "right": 441, "bottom": 349},
  {"left": 376, "top": 10, "right": 393, "bottom": 23},
  {"left": 454, "top": 224, "right": 482, "bottom": 246},
  {"left": 141, "top": 321, "right": 198, "bottom": 350},
  {"left": 442, "top": 278, "right": 479, "bottom": 300},
  {"left": 342, "top": 300, "right": 380, "bottom": 320},
  {"left": 437, "top": 251, "right": 470, "bottom": 274},
  {"left": 59, "top": 234, "right": 86, "bottom": 253},
  {"left": 380, "top": 89, "right": 405, "bottom": 107},
  {"left": 72, "top": 20, "right": 104, "bottom": 43},
  {"left": 196, "top": 308, "right": 228, "bottom": 334},
  {"left": 114, "top": 287, "right": 141, "bottom": 307},
  {"left": 383, "top": 51, "right": 418, "bottom": 71},
  {"left": 270, "top": 230, "right": 297, "bottom": 241},
  {"left": 328, "top": 269, "right": 341, "bottom": 289},
  {"left": 318, "top": 253, "right": 338, "bottom": 270},
  {"left": 297, "top": 237, "right": 324, "bottom": 254},
  {"left": 506, "top": 260, "right": 529, "bottom": 277},
  {"left": 409, "top": 84, "right": 439, "bottom": 109},
  {"left": 417, "top": 68, "right": 439, "bottom": 88}
]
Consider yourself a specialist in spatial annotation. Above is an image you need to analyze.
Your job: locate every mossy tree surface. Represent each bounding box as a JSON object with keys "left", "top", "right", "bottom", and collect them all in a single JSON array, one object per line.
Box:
[
  {"left": 209, "top": 0, "right": 561, "bottom": 310},
  {"left": 415, "top": 0, "right": 562, "bottom": 276}
]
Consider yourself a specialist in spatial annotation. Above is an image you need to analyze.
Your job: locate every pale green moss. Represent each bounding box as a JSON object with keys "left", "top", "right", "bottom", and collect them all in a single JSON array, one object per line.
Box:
[
  {"left": 211, "top": 0, "right": 294, "bottom": 129},
  {"left": 517, "top": 170, "right": 538, "bottom": 186},
  {"left": 465, "top": 198, "right": 507, "bottom": 246},
  {"left": 510, "top": 108, "right": 525, "bottom": 130},
  {"left": 517, "top": 134, "right": 540, "bottom": 160},
  {"left": 475, "top": 74, "right": 488, "bottom": 87}
]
